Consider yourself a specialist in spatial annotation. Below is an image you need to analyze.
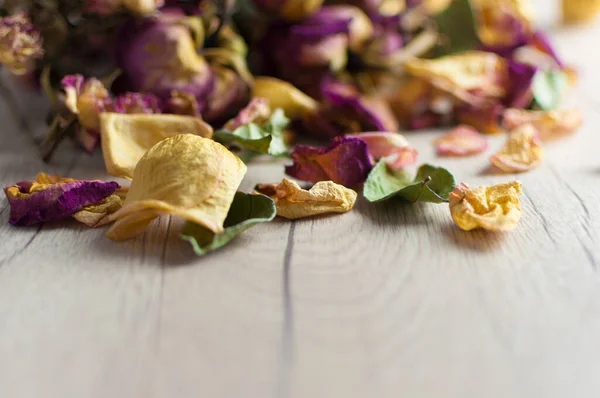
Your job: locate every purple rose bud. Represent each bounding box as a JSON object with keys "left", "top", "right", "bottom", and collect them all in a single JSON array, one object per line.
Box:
[
  {"left": 285, "top": 137, "right": 373, "bottom": 187},
  {"left": 262, "top": 5, "right": 372, "bottom": 93},
  {"left": 116, "top": 10, "right": 214, "bottom": 111},
  {"left": 0, "top": 13, "right": 44, "bottom": 76}
]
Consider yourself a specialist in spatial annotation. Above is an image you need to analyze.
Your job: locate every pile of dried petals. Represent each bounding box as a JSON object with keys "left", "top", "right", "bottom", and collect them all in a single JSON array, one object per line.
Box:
[{"left": 0, "top": 0, "right": 591, "bottom": 254}]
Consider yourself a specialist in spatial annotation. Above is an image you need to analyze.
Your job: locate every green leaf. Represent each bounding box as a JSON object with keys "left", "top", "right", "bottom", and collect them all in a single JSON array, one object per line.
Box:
[
  {"left": 181, "top": 192, "right": 277, "bottom": 256},
  {"left": 432, "top": 0, "right": 479, "bottom": 56},
  {"left": 214, "top": 108, "right": 289, "bottom": 158},
  {"left": 363, "top": 161, "right": 456, "bottom": 204},
  {"left": 532, "top": 70, "right": 568, "bottom": 110}
]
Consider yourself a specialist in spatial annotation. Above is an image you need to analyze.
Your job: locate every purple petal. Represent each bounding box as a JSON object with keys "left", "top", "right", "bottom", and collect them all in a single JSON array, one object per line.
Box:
[
  {"left": 285, "top": 137, "right": 373, "bottom": 187},
  {"left": 112, "top": 92, "right": 162, "bottom": 114},
  {"left": 4, "top": 178, "right": 119, "bottom": 226},
  {"left": 531, "top": 31, "right": 564, "bottom": 68},
  {"left": 504, "top": 61, "right": 537, "bottom": 108}
]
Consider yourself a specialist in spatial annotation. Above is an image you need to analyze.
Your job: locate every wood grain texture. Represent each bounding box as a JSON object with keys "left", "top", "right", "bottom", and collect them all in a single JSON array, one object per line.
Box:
[{"left": 1, "top": 19, "right": 600, "bottom": 398}]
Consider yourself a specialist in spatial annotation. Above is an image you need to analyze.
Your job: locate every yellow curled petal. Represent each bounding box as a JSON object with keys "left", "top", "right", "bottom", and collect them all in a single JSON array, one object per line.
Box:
[
  {"left": 256, "top": 178, "right": 357, "bottom": 220},
  {"left": 280, "top": 0, "right": 324, "bottom": 21},
  {"left": 106, "top": 134, "right": 247, "bottom": 241},
  {"left": 252, "top": 77, "right": 318, "bottom": 119},
  {"left": 470, "top": 0, "right": 535, "bottom": 46},
  {"left": 100, "top": 113, "right": 213, "bottom": 179},
  {"left": 449, "top": 181, "right": 523, "bottom": 231},
  {"left": 404, "top": 51, "right": 507, "bottom": 102},
  {"left": 490, "top": 124, "right": 543, "bottom": 173}
]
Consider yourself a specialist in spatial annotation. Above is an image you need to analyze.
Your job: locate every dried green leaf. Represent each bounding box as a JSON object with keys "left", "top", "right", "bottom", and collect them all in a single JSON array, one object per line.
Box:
[
  {"left": 363, "top": 160, "right": 456, "bottom": 203},
  {"left": 181, "top": 192, "right": 276, "bottom": 256},
  {"left": 532, "top": 70, "right": 567, "bottom": 111},
  {"left": 214, "top": 108, "right": 289, "bottom": 158},
  {"left": 432, "top": 0, "right": 478, "bottom": 56}
]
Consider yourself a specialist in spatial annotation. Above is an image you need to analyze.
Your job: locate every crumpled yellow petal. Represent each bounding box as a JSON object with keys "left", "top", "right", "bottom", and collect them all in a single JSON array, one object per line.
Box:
[
  {"left": 100, "top": 112, "right": 213, "bottom": 179},
  {"left": 502, "top": 108, "right": 582, "bottom": 141},
  {"left": 106, "top": 134, "right": 247, "bottom": 241},
  {"left": 490, "top": 124, "right": 543, "bottom": 173},
  {"left": 73, "top": 194, "right": 123, "bottom": 227},
  {"left": 562, "top": 0, "right": 600, "bottom": 23},
  {"left": 255, "top": 178, "right": 357, "bottom": 220},
  {"left": 449, "top": 181, "right": 522, "bottom": 231},
  {"left": 471, "top": 0, "right": 534, "bottom": 46},
  {"left": 252, "top": 77, "right": 318, "bottom": 119},
  {"left": 404, "top": 51, "right": 507, "bottom": 103}
]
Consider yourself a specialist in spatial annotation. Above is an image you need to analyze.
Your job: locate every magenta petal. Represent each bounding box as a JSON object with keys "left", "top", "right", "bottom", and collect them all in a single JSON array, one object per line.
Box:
[
  {"left": 321, "top": 80, "right": 386, "bottom": 132},
  {"left": 505, "top": 61, "right": 537, "bottom": 108},
  {"left": 285, "top": 137, "right": 373, "bottom": 187},
  {"left": 4, "top": 180, "right": 119, "bottom": 226}
]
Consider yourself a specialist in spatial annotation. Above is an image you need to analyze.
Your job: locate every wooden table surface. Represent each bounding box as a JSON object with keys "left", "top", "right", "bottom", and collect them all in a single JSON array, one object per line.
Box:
[{"left": 1, "top": 16, "right": 600, "bottom": 398}]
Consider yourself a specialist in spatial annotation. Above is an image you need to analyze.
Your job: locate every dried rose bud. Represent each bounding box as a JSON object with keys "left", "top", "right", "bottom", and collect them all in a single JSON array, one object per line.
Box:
[
  {"left": 111, "top": 92, "right": 162, "bottom": 114},
  {"left": 0, "top": 13, "right": 44, "bottom": 76},
  {"left": 252, "top": 0, "right": 324, "bottom": 21},
  {"left": 116, "top": 10, "right": 213, "bottom": 112},
  {"left": 262, "top": 5, "right": 372, "bottom": 94}
]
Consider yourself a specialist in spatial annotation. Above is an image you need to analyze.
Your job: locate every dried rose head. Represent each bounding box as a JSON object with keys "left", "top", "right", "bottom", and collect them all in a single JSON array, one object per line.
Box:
[{"left": 0, "top": 13, "right": 44, "bottom": 75}]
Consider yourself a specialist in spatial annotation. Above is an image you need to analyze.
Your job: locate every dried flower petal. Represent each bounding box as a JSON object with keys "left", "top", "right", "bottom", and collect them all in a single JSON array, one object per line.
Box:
[
  {"left": 252, "top": 77, "right": 318, "bottom": 119},
  {"left": 346, "top": 132, "right": 418, "bottom": 170},
  {"left": 449, "top": 181, "right": 523, "bottom": 231},
  {"left": 563, "top": 0, "right": 600, "bottom": 23},
  {"left": 434, "top": 125, "right": 488, "bottom": 157},
  {"left": 503, "top": 108, "right": 582, "bottom": 141},
  {"left": 4, "top": 173, "right": 119, "bottom": 226},
  {"left": 106, "top": 135, "right": 247, "bottom": 241},
  {"left": 490, "top": 124, "right": 543, "bottom": 173},
  {"left": 255, "top": 178, "right": 357, "bottom": 219},
  {"left": 223, "top": 98, "right": 271, "bottom": 131},
  {"left": 0, "top": 13, "right": 44, "bottom": 75},
  {"left": 285, "top": 137, "right": 373, "bottom": 188},
  {"left": 100, "top": 112, "right": 213, "bottom": 179},
  {"left": 471, "top": 0, "right": 534, "bottom": 48},
  {"left": 72, "top": 194, "right": 123, "bottom": 227},
  {"left": 404, "top": 52, "right": 507, "bottom": 104},
  {"left": 455, "top": 102, "right": 504, "bottom": 134}
]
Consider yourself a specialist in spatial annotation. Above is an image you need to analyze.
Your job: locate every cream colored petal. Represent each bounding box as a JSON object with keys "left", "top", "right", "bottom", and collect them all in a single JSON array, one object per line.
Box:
[
  {"left": 72, "top": 194, "right": 123, "bottom": 227},
  {"left": 106, "top": 135, "right": 246, "bottom": 241},
  {"left": 502, "top": 108, "right": 582, "bottom": 141},
  {"left": 490, "top": 124, "right": 543, "bottom": 173},
  {"left": 256, "top": 178, "right": 357, "bottom": 220},
  {"left": 404, "top": 51, "right": 507, "bottom": 101},
  {"left": 449, "top": 181, "right": 522, "bottom": 231},
  {"left": 252, "top": 77, "right": 318, "bottom": 119},
  {"left": 100, "top": 113, "right": 213, "bottom": 179}
]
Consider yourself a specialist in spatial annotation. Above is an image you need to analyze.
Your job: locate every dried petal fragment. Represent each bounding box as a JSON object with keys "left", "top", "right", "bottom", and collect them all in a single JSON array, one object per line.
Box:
[
  {"left": 100, "top": 113, "right": 213, "bottom": 179},
  {"left": 502, "top": 108, "right": 582, "bottom": 141},
  {"left": 404, "top": 52, "right": 508, "bottom": 103},
  {"left": 490, "top": 124, "right": 543, "bottom": 173},
  {"left": 346, "top": 132, "right": 418, "bottom": 170},
  {"left": 106, "top": 135, "right": 247, "bottom": 241},
  {"left": 255, "top": 178, "right": 357, "bottom": 219},
  {"left": 449, "top": 181, "right": 523, "bottom": 231},
  {"left": 223, "top": 98, "right": 272, "bottom": 131},
  {"left": 563, "top": 0, "right": 600, "bottom": 23},
  {"left": 4, "top": 173, "right": 119, "bottom": 226},
  {"left": 434, "top": 125, "right": 488, "bottom": 157},
  {"left": 471, "top": 0, "right": 534, "bottom": 48},
  {"left": 252, "top": 77, "right": 318, "bottom": 119},
  {"left": 72, "top": 194, "right": 123, "bottom": 227},
  {"left": 285, "top": 137, "right": 373, "bottom": 188}
]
